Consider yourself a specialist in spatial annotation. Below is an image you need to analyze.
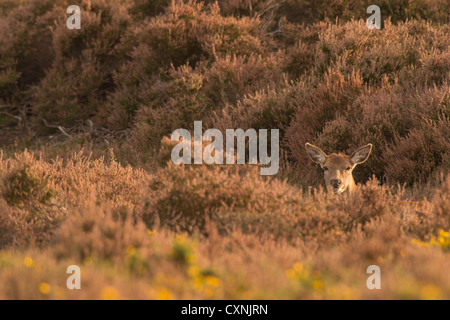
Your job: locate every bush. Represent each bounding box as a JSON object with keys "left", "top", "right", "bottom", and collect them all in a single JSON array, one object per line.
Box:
[
  {"left": 383, "top": 118, "right": 450, "bottom": 186},
  {"left": 344, "top": 85, "right": 448, "bottom": 183},
  {"left": 54, "top": 203, "right": 150, "bottom": 263},
  {"left": 314, "top": 20, "right": 449, "bottom": 86},
  {"left": 284, "top": 69, "right": 364, "bottom": 186},
  {"left": 33, "top": 0, "right": 131, "bottom": 129},
  {"left": 127, "top": 51, "right": 285, "bottom": 151},
  {"left": 138, "top": 162, "right": 434, "bottom": 248},
  {"left": 0, "top": 151, "right": 64, "bottom": 247},
  {"left": 211, "top": 80, "right": 294, "bottom": 134},
  {"left": 107, "top": 0, "right": 270, "bottom": 131},
  {"left": 139, "top": 163, "right": 302, "bottom": 235},
  {"left": 0, "top": 0, "right": 63, "bottom": 107},
  {"left": 0, "top": 151, "right": 55, "bottom": 208},
  {"left": 205, "top": 0, "right": 450, "bottom": 26},
  {"left": 283, "top": 73, "right": 448, "bottom": 187},
  {"left": 278, "top": 0, "right": 450, "bottom": 25},
  {"left": 129, "top": 0, "right": 170, "bottom": 19}
]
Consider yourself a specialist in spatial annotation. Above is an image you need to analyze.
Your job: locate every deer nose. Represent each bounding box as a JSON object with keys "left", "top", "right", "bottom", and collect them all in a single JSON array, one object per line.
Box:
[{"left": 330, "top": 179, "right": 341, "bottom": 188}]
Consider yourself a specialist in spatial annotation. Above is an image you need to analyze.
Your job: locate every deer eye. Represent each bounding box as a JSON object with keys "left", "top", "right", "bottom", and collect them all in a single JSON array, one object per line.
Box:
[
  {"left": 346, "top": 167, "right": 351, "bottom": 171},
  {"left": 323, "top": 166, "right": 328, "bottom": 171}
]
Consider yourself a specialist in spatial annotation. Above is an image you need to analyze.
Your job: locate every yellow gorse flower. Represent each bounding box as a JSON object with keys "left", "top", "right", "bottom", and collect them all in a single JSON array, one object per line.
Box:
[
  {"left": 83, "top": 257, "right": 93, "bottom": 266},
  {"left": 420, "top": 284, "right": 443, "bottom": 300},
  {"left": 312, "top": 280, "right": 323, "bottom": 291},
  {"left": 39, "top": 282, "right": 51, "bottom": 295},
  {"left": 186, "top": 261, "right": 221, "bottom": 297},
  {"left": 286, "top": 262, "right": 309, "bottom": 280},
  {"left": 126, "top": 246, "right": 136, "bottom": 256},
  {"left": 286, "top": 261, "right": 325, "bottom": 292},
  {"left": 412, "top": 229, "right": 450, "bottom": 251},
  {"left": 187, "top": 265, "right": 200, "bottom": 277},
  {"left": 205, "top": 275, "right": 220, "bottom": 288},
  {"left": 157, "top": 288, "right": 173, "bottom": 300},
  {"left": 24, "top": 257, "right": 33, "bottom": 268},
  {"left": 100, "top": 286, "right": 121, "bottom": 300}
]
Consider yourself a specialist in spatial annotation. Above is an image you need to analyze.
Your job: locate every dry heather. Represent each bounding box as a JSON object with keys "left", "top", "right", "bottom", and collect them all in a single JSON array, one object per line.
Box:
[
  {"left": 0, "top": 0, "right": 449, "bottom": 299},
  {"left": 0, "top": 151, "right": 449, "bottom": 299}
]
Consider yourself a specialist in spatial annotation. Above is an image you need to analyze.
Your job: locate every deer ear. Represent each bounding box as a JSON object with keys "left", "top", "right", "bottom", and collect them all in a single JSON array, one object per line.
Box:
[
  {"left": 305, "top": 143, "right": 327, "bottom": 165},
  {"left": 350, "top": 144, "right": 372, "bottom": 165}
]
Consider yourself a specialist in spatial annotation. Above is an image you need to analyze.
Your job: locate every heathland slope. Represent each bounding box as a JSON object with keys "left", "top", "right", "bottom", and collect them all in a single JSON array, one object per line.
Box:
[{"left": 0, "top": 0, "right": 448, "bottom": 299}]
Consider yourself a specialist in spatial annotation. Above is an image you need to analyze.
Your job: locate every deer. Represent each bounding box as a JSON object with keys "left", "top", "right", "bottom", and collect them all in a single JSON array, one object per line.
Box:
[{"left": 305, "top": 143, "right": 373, "bottom": 194}]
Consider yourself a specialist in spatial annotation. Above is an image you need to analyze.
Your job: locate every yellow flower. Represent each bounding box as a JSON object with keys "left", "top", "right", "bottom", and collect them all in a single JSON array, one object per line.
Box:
[
  {"left": 193, "top": 277, "right": 204, "bottom": 291},
  {"left": 413, "top": 230, "right": 450, "bottom": 250},
  {"left": 100, "top": 286, "right": 121, "bottom": 300},
  {"left": 39, "top": 282, "right": 51, "bottom": 295},
  {"left": 24, "top": 257, "right": 33, "bottom": 268},
  {"left": 83, "top": 257, "right": 93, "bottom": 266},
  {"left": 175, "top": 234, "right": 186, "bottom": 244},
  {"left": 126, "top": 246, "right": 136, "bottom": 256},
  {"left": 411, "top": 238, "right": 429, "bottom": 247},
  {"left": 420, "top": 285, "right": 442, "bottom": 300},
  {"left": 205, "top": 276, "right": 220, "bottom": 288},
  {"left": 187, "top": 265, "right": 200, "bottom": 277},
  {"left": 157, "top": 288, "right": 173, "bottom": 300},
  {"left": 293, "top": 262, "right": 303, "bottom": 273},
  {"left": 312, "top": 280, "right": 323, "bottom": 291},
  {"left": 186, "top": 253, "right": 197, "bottom": 265},
  {"left": 286, "top": 262, "right": 310, "bottom": 281},
  {"left": 285, "top": 268, "right": 296, "bottom": 279},
  {"left": 439, "top": 230, "right": 449, "bottom": 238}
]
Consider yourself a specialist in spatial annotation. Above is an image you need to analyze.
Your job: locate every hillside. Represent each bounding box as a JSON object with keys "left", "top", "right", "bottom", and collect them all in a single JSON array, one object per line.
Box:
[{"left": 0, "top": 0, "right": 449, "bottom": 300}]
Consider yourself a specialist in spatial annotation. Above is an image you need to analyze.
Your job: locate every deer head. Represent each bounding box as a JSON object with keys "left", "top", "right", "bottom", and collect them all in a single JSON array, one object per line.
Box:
[{"left": 305, "top": 143, "right": 373, "bottom": 194}]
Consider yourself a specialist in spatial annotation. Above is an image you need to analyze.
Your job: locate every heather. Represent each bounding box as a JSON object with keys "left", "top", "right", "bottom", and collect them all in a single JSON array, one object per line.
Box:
[{"left": 0, "top": 0, "right": 449, "bottom": 299}]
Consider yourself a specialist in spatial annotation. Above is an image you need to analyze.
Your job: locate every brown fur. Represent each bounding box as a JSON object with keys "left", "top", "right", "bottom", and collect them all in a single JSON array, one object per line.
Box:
[{"left": 305, "top": 143, "right": 373, "bottom": 194}]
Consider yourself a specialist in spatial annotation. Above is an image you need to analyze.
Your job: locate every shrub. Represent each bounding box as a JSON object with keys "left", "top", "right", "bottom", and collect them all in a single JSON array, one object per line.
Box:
[
  {"left": 139, "top": 163, "right": 303, "bottom": 235},
  {"left": 116, "top": 0, "right": 264, "bottom": 72},
  {"left": 0, "top": 151, "right": 65, "bottom": 247},
  {"left": 0, "top": 201, "right": 30, "bottom": 248},
  {"left": 283, "top": 40, "right": 316, "bottom": 79},
  {"left": 0, "top": 0, "right": 63, "bottom": 107},
  {"left": 1, "top": 0, "right": 450, "bottom": 300},
  {"left": 137, "top": 162, "right": 430, "bottom": 248},
  {"left": 211, "top": 80, "right": 294, "bottom": 134},
  {"left": 33, "top": 0, "right": 131, "bottom": 129},
  {"left": 46, "top": 150, "right": 148, "bottom": 208},
  {"left": 278, "top": 0, "right": 450, "bottom": 25},
  {"left": 284, "top": 75, "right": 448, "bottom": 187},
  {"left": 107, "top": 0, "right": 270, "bottom": 131},
  {"left": 383, "top": 118, "right": 450, "bottom": 186},
  {"left": 54, "top": 203, "right": 150, "bottom": 263},
  {"left": 284, "top": 69, "right": 365, "bottom": 186},
  {"left": 129, "top": 0, "right": 170, "bottom": 19},
  {"left": 125, "top": 64, "right": 208, "bottom": 151},
  {"left": 126, "top": 51, "right": 285, "bottom": 151},
  {"left": 0, "top": 151, "right": 55, "bottom": 208},
  {"left": 315, "top": 20, "right": 449, "bottom": 86}
]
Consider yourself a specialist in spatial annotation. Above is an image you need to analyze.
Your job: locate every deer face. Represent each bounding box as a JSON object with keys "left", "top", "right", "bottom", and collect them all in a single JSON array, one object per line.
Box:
[{"left": 305, "top": 143, "right": 372, "bottom": 194}]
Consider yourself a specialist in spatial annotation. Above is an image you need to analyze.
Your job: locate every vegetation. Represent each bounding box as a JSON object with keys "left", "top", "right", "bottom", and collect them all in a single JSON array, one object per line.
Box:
[{"left": 0, "top": 0, "right": 448, "bottom": 299}]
